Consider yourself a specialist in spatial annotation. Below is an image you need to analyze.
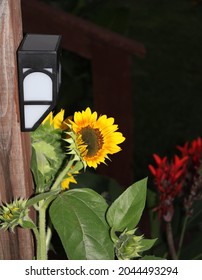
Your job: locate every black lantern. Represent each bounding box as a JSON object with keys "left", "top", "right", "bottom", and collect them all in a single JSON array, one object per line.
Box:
[{"left": 17, "top": 34, "right": 62, "bottom": 131}]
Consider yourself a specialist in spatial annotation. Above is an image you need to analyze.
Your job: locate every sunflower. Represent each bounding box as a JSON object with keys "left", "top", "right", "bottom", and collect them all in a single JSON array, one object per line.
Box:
[
  {"left": 42, "top": 109, "right": 65, "bottom": 129},
  {"left": 67, "top": 107, "right": 125, "bottom": 168}
]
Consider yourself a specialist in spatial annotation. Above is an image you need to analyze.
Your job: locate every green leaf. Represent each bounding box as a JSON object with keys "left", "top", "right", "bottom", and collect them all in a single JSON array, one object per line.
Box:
[
  {"left": 26, "top": 190, "right": 59, "bottom": 208},
  {"left": 106, "top": 178, "right": 147, "bottom": 231},
  {"left": 32, "top": 141, "right": 57, "bottom": 176},
  {"left": 31, "top": 135, "right": 67, "bottom": 191},
  {"left": 49, "top": 188, "right": 114, "bottom": 260},
  {"left": 31, "top": 147, "right": 44, "bottom": 191},
  {"left": 21, "top": 219, "right": 36, "bottom": 229},
  {"left": 139, "top": 238, "right": 157, "bottom": 252}
]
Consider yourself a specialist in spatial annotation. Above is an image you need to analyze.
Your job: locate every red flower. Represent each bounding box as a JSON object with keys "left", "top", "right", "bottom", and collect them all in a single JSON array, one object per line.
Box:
[
  {"left": 177, "top": 137, "right": 202, "bottom": 214},
  {"left": 149, "top": 154, "right": 188, "bottom": 222},
  {"left": 177, "top": 137, "right": 202, "bottom": 168}
]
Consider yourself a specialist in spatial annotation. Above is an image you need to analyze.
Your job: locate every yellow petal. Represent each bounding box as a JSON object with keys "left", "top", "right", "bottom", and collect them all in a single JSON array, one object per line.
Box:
[
  {"left": 42, "top": 111, "right": 53, "bottom": 125},
  {"left": 53, "top": 109, "right": 65, "bottom": 129}
]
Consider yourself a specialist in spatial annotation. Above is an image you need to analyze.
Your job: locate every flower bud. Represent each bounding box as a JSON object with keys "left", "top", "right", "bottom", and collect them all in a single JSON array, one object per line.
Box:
[
  {"left": 0, "top": 198, "right": 32, "bottom": 231},
  {"left": 115, "top": 228, "right": 143, "bottom": 260}
]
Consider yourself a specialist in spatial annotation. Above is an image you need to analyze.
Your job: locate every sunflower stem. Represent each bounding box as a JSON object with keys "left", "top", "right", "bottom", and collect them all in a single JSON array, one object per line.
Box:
[
  {"left": 51, "top": 156, "right": 75, "bottom": 191},
  {"left": 46, "top": 222, "right": 53, "bottom": 250},
  {"left": 32, "top": 226, "right": 40, "bottom": 260},
  {"left": 37, "top": 200, "right": 47, "bottom": 260}
]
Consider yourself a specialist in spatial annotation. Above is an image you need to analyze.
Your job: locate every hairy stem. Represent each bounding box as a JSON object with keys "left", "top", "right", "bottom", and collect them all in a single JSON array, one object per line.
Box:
[
  {"left": 38, "top": 200, "right": 47, "bottom": 260},
  {"left": 51, "top": 156, "right": 75, "bottom": 191},
  {"left": 46, "top": 222, "right": 53, "bottom": 250},
  {"left": 32, "top": 226, "right": 40, "bottom": 260}
]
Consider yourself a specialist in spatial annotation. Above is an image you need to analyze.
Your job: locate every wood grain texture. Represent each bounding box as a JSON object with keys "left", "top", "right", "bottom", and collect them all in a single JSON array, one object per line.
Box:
[{"left": 0, "top": 0, "right": 34, "bottom": 259}]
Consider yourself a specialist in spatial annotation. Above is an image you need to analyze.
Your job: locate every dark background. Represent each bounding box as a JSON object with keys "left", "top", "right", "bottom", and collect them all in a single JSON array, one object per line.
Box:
[
  {"left": 32, "top": 0, "right": 202, "bottom": 259},
  {"left": 41, "top": 0, "right": 202, "bottom": 183}
]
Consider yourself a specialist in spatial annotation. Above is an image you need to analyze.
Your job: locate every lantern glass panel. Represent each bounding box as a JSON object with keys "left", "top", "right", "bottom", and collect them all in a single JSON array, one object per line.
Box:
[
  {"left": 24, "top": 105, "right": 50, "bottom": 129},
  {"left": 23, "top": 72, "right": 53, "bottom": 101}
]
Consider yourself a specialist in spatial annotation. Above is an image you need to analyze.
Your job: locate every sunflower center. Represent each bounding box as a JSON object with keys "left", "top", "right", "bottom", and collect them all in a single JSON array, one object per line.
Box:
[{"left": 80, "top": 126, "right": 104, "bottom": 157}]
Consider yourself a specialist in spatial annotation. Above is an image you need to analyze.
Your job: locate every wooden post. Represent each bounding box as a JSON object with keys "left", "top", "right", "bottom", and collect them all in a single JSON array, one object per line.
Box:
[{"left": 0, "top": 0, "right": 34, "bottom": 259}]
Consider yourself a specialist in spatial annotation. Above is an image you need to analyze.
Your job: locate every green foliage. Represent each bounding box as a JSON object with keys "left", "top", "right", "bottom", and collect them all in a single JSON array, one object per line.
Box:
[
  {"left": 26, "top": 190, "right": 59, "bottom": 208},
  {"left": 49, "top": 188, "right": 114, "bottom": 260},
  {"left": 21, "top": 219, "right": 36, "bottom": 230},
  {"left": 106, "top": 178, "right": 147, "bottom": 232},
  {"left": 32, "top": 141, "right": 57, "bottom": 175},
  {"left": 139, "top": 238, "right": 157, "bottom": 253},
  {"left": 105, "top": 178, "right": 157, "bottom": 259},
  {"left": 49, "top": 177, "right": 157, "bottom": 260},
  {"left": 115, "top": 229, "right": 144, "bottom": 260},
  {"left": 0, "top": 198, "right": 35, "bottom": 231},
  {"left": 31, "top": 125, "right": 66, "bottom": 192},
  {"left": 113, "top": 228, "right": 157, "bottom": 260}
]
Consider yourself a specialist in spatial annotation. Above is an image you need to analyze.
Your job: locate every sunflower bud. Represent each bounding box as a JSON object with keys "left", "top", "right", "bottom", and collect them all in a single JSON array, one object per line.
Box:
[
  {"left": 115, "top": 229, "right": 143, "bottom": 260},
  {"left": 0, "top": 198, "right": 34, "bottom": 231}
]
